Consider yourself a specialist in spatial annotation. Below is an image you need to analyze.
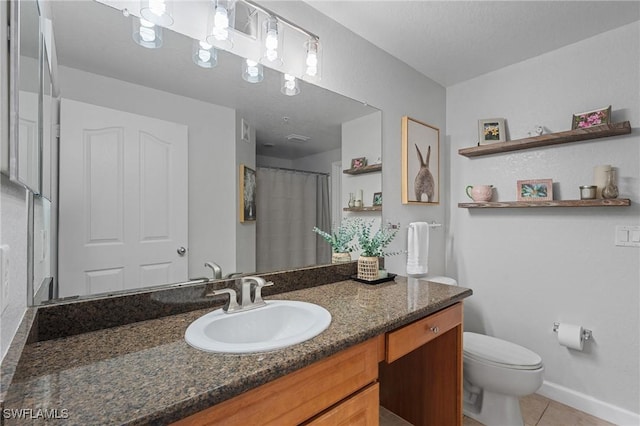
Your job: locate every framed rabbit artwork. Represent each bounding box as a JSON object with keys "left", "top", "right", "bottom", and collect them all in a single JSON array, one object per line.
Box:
[{"left": 401, "top": 116, "right": 440, "bottom": 204}]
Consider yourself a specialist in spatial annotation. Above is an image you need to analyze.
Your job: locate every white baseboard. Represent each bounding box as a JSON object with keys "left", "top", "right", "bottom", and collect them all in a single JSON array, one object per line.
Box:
[{"left": 538, "top": 381, "right": 640, "bottom": 426}]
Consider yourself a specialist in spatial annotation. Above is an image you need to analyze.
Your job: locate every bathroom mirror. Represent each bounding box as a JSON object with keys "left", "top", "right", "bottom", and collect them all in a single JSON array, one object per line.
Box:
[
  {"left": 28, "top": 0, "right": 381, "bottom": 305},
  {"left": 4, "top": 0, "right": 42, "bottom": 194}
]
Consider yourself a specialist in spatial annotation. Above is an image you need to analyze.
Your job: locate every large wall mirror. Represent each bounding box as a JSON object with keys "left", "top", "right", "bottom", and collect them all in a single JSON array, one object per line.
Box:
[{"left": 26, "top": 0, "right": 381, "bottom": 306}]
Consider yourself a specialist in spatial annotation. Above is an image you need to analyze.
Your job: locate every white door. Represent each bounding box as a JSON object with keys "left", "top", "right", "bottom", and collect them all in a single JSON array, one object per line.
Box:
[{"left": 59, "top": 99, "right": 188, "bottom": 297}]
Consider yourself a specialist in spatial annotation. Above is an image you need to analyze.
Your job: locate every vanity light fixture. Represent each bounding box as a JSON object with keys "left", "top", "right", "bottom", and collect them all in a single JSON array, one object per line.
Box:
[
  {"left": 206, "top": 0, "right": 235, "bottom": 50},
  {"left": 262, "top": 16, "right": 283, "bottom": 65},
  {"left": 132, "top": 17, "right": 163, "bottom": 49},
  {"left": 281, "top": 73, "right": 300, "bottom": 96},
  {"left": 242, "top": 59, "right": 264, "bottom": 83},
  {"left": 192, "top": 40, "right": 218, "bottom": 68},
  {"left": 140, "top": 0, "right": 174, "bottom": 27}
]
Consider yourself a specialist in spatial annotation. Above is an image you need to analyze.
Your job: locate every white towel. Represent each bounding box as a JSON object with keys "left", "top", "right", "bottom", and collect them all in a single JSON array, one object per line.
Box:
[{"left": 406, "top": 222, "right": 430, "bottom": 277}]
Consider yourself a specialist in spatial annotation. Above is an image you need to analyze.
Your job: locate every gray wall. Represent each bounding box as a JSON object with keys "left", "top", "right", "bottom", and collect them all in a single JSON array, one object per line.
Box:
[{"left": 447, "top": 22, "right": 639, "bottom": 423}]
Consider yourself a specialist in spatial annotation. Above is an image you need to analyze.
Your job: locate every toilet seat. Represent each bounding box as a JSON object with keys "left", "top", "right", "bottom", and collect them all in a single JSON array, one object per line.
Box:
[{"left": 464, "top": 332, "right": 543, "bottom": 370}]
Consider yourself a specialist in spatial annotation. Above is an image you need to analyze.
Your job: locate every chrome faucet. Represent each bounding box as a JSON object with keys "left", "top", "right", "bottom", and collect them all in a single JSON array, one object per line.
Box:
[
  {"left": 204, "top": 261, "right": 222, "bottom": 280},
  {"left": 206, "top": 276, "right": 274, "bottom": 314}
]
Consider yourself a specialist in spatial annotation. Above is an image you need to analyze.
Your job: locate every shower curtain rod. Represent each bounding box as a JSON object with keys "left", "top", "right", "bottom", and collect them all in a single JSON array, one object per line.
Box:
[{"left": 257, "top": 166, "right": 330, "bottom": 176}]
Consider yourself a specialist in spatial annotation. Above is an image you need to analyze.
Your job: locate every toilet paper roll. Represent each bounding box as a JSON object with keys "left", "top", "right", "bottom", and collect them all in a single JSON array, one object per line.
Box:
[{"left": 557, "top": 323, "right": 584, "bottom": 351}]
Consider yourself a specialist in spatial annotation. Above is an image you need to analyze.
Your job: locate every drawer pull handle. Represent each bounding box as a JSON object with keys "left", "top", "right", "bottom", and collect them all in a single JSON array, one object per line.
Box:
[{"left": 430, "top": 326, "right": 439, "bottom": 334}]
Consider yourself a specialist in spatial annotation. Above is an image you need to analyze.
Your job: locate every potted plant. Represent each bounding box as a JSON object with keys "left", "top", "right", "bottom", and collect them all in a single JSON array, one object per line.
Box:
[
  {"left": 355, "top": 220, "right": 399, "bottom": 280},
  {"left": 312, "top": 218, "right": 359, "bottom": 263}
]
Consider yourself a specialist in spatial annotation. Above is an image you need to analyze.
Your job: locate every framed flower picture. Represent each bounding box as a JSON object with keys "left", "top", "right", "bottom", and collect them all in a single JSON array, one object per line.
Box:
[
  {"left": 478, "top": 118, "right": 506, "bottom": 145},
  {"left": 517, "top": 179, "right": 553, "bottom": 201},
  {"left": 571, "top": 105, "right": 611, "bottom": 129}
]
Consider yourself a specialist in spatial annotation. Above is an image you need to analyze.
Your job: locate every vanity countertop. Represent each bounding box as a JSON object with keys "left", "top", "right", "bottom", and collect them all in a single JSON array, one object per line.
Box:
[{"left": 3, "top": 277, "right": 471, "bottom": 425}]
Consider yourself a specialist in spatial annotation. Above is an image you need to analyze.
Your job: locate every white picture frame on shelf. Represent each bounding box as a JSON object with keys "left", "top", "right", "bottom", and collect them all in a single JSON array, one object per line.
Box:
[{"left": 478, "top": 118, "right": 506, "bottom": 145}]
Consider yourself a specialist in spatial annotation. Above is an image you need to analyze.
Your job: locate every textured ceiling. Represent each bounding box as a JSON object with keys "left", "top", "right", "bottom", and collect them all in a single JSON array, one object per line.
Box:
[{"left": 306, "top": 1, "right": 640, "bottom": 87}]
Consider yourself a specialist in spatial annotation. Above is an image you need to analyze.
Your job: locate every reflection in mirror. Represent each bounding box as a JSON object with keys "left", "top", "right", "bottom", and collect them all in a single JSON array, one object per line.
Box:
[
  {"left": 33, "top": 0, "right": 381, "bottom": 305},
  {"left": 13, "top": 0, "right": 42, "bottom": 193}
]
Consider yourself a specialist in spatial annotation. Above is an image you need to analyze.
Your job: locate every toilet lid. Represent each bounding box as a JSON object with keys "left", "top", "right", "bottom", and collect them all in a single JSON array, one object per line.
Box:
[{"left": 464, "top": 332, "right": 543, "bottom": 370}]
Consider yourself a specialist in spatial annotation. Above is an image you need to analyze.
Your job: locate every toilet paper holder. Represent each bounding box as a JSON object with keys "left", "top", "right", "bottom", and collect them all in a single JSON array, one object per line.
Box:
[{"left": 553, "top": 322, "right": 593, "bottom": 341}]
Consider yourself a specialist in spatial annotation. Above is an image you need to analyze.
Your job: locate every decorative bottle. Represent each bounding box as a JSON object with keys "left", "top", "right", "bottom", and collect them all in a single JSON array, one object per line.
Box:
[
  {"left": 601, "top": 170, "right": 619, "bottom": 199},
  {"left": 348, "top": 193, "right": 356, "bottom": 208}
]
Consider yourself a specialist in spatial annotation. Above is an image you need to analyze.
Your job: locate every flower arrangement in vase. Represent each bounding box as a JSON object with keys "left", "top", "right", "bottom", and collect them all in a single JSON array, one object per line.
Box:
[
  {"left": 312, "top": 218, "right": 359, "bottom": 263},
  {"left": 355, "top": 220, "right": 400, "bottom": 280}
]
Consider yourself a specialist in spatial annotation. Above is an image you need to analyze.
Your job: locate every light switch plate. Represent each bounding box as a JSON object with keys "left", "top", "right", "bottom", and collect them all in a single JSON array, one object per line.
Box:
[{"left": 616, "top": 226, "right": 640, "bottom": 247}]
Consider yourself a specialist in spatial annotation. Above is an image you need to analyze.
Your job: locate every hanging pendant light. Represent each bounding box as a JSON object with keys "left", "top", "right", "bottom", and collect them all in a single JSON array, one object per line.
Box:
[
  {"left": 262, "top": 16, "right": 283, "bottom": 65},
  {"left": 132, "top": 17, "right": 163, "bottom": 49},
  {"left": 140, "top": 0, "right": 174, "bottom": 27},
  {"left": 304, "top": 38, "right": 321, "bottom": 79},
  {"left": 192, "top": 40, "right": 218, "bottom": 68},
  {"left": 281, "top": 74, "right": 300, "bottom": 96},
  {"left": 242, "top": 59, "right": 264, "bottom": 83},
  {"left": 206, "top": 0, "right": 235, "bottom": 50}
]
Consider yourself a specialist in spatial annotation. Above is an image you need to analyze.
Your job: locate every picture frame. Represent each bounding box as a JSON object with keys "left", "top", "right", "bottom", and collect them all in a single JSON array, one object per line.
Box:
[
  {"left": 571, "top": 105, "right": 611, "bottom": 130},
  {"left": 478, "top": 118, "right": 506, "bottom": 145},
  {"left": 350, "top": 157, "right": 367, "bottom": 169},
  {"left": 402, "top": 116, "right": 440, "bottom": 204},
  {"left": 239, "top": 164, "right": 256, "bottom": 222},
  {"left": 373, "top": 192, "right": 382, "bottom": 206},
  {"left": 517, "top": 179, "right": 553, "bottom": 201}
]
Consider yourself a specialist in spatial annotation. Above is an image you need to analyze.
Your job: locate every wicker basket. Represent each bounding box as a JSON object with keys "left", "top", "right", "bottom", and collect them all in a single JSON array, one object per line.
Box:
[
  {"left": 331, "top": 252, "right": 352, "bottom": 264},
  {"left": 357, "top": 256, "right": 380, "bottom": 281}
]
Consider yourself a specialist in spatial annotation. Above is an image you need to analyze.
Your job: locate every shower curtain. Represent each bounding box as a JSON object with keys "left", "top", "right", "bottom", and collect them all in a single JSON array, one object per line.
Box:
[{"left": 256, "top": 168, "right": 331, "bottom": 272}]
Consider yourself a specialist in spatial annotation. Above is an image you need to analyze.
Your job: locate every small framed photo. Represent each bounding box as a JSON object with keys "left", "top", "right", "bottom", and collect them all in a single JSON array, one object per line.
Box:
[
  {"left": 478, "top": 118, "right": 506, "bottom": 145},
  {"left": 517, "top": 179, "right": 553, "bottom": 201},
  {"left": 350, "top": 157, "right": 367, "bottom": 169},
  {"left": 239, "top": 164, "right": 256, "bottom": 222},
  {"left": 372, "top": 192, "right": 382, "bottom": 206},
  {"left": 241, "top": 118, "right": 250, "bottom": 143},
  {"left": 571, "top": 105, "right": 611, "bottom": 130}
]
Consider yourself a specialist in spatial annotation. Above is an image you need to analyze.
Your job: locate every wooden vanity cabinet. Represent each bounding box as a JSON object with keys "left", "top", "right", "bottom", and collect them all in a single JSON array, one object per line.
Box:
[
  {"left": 173, "top": 302, "right": 463, "bottom": 426},
  {"left": 173, "top": 338, "right": 380, "bottom": 426},
  {"left": 380, "top": 303, "right": 463, "bottom": 426}
]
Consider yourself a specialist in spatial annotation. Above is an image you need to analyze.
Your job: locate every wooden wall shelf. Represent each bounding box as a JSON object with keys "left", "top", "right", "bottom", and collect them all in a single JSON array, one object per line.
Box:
[
  {"left": 343, "top": 164, "right": 382, "bottom": 175},
  {"left": 343, "top": 206, "right": 382, "bottom": 212},
  {"left": 458, "top": 199, "right": 631, "bottom": 209},
  {"left": 458, "top": 122, "right": 631, "bottom": 158}
]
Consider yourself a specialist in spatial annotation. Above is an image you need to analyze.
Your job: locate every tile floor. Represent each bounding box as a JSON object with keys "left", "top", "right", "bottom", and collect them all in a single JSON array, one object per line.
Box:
[
  {"left": 463, "top": 393, "right": 615, "bottom": 426},
  {"left": 380, "top": 393, "right": 615, "bottom": 426}
]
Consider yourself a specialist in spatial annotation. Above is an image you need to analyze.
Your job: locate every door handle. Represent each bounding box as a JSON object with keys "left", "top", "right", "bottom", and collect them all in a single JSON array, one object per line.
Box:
[{"left": 177, "top": 247, "right": 187, "bottom": 256}]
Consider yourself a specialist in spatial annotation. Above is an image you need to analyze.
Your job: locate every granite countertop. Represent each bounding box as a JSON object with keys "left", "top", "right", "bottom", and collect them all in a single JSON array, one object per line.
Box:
[{"left": 3, "top": 276, "right": 471, "bottom": 425}]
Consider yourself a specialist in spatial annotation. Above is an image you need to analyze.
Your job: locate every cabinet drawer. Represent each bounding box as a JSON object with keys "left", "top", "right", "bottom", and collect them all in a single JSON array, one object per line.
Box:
[
  {"left": 173, "top": 337, "right": 378, "bottom": 426},
  {"left": 386, "top": 303, "right": 462, "bottom": 363},
  {"left": 304, "top": 383, "right": 379, "bottom": 426}
]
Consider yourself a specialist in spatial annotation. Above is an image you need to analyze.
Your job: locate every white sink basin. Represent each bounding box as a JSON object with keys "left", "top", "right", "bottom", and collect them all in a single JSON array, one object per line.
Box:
[{"left": 185, "top": 300, "right": 332, "bottom": 353}]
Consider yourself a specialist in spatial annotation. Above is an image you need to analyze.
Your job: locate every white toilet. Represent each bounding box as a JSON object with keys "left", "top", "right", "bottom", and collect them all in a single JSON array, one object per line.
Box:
[{"left": 425, "top": 276, "right": 545, "bottom": 426}]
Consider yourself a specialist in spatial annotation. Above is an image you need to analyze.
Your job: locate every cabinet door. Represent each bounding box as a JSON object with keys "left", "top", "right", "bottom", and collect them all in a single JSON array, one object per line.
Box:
[
  {"left": 173, "top": 338, "right": 378, "bottom": 426},
  {"left": 305, "top": 383, "right": 379, "bottom": 426}
]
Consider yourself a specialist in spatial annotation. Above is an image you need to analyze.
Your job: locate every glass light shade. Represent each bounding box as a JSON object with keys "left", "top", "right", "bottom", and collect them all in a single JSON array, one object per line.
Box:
[
  {"left": 304, "top": 38, "right": 322, "bottom": 80},
  {"left": 132, "top": 18, "right": 163, "bottom": 49},
  {"left": 206, "top": 0, "right": 235, "bottom": 50},
  {"left": 261, "top": 16, "right": 283, "bottom": 65},
  {"left": 242, "top": 59, "right": 264, "bottom": 83},
  {"left": 281, "top": 74, "right": 300, "bottom": 96},
  {"left": 192, "top": 40, "right": 218, "bottom": 68},
  {"left": 140, "top": 0, "right": 174, "bottom": 27}
]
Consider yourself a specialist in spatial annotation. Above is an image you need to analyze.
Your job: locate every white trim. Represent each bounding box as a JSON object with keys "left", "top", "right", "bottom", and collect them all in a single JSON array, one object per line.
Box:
[
  {"left": 330, "top": 161, "right": 342, "bottom": 227},
  {"left": 538, "top": 381, "right": 640, "bottom": 426}
]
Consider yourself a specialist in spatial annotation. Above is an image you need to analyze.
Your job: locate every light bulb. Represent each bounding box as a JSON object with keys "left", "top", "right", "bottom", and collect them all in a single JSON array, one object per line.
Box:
[
  {"left": 306, "top": 51, "right": 317, "bottom": 67},
  {"left": 198, "top": 49, "right": 211, "bottom": 63},
  {"left": 265, "top": 30, "right": 278, "bottom": 50},
  {"left": 149, "top": 0, "right": 166, "bottom": 17},
  {"left": 247, "top": 60, "right": 259, "bottom": 77},
  {"left": 213, "top": 6, "right": 229, "bottom": 41},
  {"left": 199, "top": 41, "right": 212, "bottom": 50},
  {"left": 139, "top": 19, "right": 156, "bottom": 42},
  {"left": 266, "top": 49, "right": 278, "bottom": 62}
]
